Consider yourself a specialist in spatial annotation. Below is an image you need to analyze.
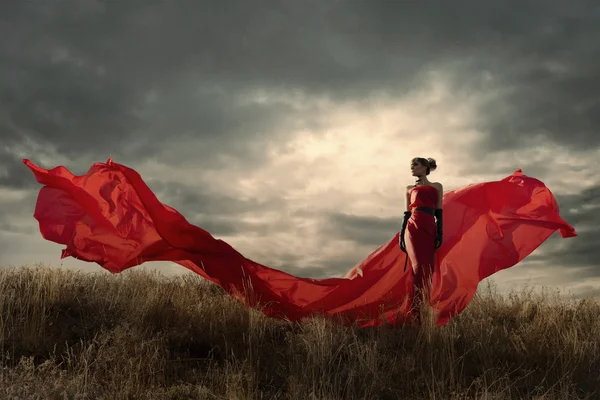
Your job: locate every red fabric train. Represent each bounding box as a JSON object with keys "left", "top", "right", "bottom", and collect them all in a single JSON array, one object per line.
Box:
[{"left": 22, "top": 158, "right": 577, "bottom": 326}]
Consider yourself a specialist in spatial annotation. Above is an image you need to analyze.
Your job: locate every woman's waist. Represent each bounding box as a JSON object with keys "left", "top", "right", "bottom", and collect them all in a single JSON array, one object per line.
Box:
[{"left": 410, "top": 206, "right": 436, "bottom": 215}]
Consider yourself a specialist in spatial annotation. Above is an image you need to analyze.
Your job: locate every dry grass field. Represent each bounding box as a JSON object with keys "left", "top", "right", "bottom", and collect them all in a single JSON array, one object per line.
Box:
[{"left": 0, "top": 266, "right": 598, "bottom": 399}]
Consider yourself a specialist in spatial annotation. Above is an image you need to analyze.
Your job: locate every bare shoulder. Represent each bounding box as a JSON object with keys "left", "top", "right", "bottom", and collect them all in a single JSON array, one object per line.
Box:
[
  {"left": 405, "top": 184, "right": 415, "bottom": 193},
  {"left": 432, "top": 182, "right": 444, "bottom": 190}
]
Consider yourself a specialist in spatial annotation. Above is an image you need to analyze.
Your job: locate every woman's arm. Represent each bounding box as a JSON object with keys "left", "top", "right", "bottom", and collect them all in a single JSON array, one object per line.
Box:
[
  {"left": 434, "top": 182, "right": 444, "bottom": 249},
  {"left": 401, "top": 185, "right": 412, "bottom": 253},
  {"left": 435, "top": 182, "right": 444, "bottom": 208}
]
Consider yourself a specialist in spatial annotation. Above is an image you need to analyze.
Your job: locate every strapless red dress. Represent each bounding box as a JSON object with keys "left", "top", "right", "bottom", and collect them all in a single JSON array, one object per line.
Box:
[
  {"left": 21, "top": 158, "right": 577, "bottom": 327},
  {"left": 405, "top": 185, "right": 439, "bottom": 269}
]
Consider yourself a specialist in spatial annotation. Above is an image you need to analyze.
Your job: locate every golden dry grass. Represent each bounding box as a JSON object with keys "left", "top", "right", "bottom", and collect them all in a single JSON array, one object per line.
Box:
[{"left": 0, "top": 266, "right": 599, "bottom": 399}]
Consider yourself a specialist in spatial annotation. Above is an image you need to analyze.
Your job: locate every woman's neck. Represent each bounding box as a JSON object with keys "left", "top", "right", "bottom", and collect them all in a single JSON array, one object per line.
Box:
[{"left": 415, "top": 176, "right": 430, "bottom": 185}]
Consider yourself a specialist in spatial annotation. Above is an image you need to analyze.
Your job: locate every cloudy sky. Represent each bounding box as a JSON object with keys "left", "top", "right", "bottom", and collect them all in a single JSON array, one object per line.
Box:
[{"left": 1, "top": 0, "right": 598, "bottom": 298}]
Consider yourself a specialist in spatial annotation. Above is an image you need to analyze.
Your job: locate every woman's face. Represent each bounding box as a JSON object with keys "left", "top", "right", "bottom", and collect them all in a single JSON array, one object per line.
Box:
[{"left": 410, "top": 159, "right": 427, "bottom": 177}]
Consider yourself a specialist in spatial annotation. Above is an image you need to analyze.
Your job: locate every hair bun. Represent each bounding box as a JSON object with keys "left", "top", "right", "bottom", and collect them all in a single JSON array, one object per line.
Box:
[{"left": 427, "top": 158, "right": 437, "bottom": 171}]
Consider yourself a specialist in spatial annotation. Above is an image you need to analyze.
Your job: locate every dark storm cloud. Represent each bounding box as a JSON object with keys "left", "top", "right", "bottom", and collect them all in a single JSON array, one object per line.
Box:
[
  {"left": 343, "top": 0, "right": 600, "bottom": 151},
  {"left": 4, "top": 0, "right": 598, "bottom": 190},
  {"left": 0, "top": 0, "right": 335, "bottom": 187},
  {"left": 145, "top": 180, "right": 287, "bottom": 236},
  {"left": 324, "top": 212, "right": 398, "bottom": 247},
  {"left": 146, "top": 180, "right": 286, "bottom": 216},
  {"left": 0, "top": 149, "right": 38, "bottom": 189},
  {"left": 0, "top": 190, "right": 38, "bottom": 236},
  {"left": 449, "top": 6, "right": 600, "bottom": 152},
  {"left": 525, "top": 185, "right": 600, "bottom": 272}
]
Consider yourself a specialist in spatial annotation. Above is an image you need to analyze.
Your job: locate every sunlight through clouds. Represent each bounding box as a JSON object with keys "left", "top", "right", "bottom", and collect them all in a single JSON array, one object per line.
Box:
[{"left": 165, "top": 73, "right": 489, "bottom": 275}]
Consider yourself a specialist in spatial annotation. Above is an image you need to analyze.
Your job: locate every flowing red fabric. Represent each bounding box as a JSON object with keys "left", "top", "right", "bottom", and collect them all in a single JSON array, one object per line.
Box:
[
  {"left": 22, "top": 158, "right": 577, "bottom": 326},
  {"left": 405, "top": 185, "right": 438, "bottom": 267}
]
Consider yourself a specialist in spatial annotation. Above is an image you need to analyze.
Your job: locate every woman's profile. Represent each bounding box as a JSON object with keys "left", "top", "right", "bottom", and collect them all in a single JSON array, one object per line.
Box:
[{"left": 400, "top": 157, "right": 443, "bottom": 323}]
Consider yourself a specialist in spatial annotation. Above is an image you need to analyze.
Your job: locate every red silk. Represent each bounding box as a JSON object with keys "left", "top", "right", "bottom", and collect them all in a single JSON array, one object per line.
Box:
[
  {"left": 22, "top": 158, "right": 577, "bottom": 326},
  {"left": 405, "top": 185, "right": 438, "bottom": 267}
]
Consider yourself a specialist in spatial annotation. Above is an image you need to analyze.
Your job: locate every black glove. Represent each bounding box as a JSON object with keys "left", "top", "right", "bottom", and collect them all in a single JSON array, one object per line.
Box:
[
  {"left": 434, "top": 208, "right": 443, "bottom": 249},
  {"left": 400, "top": 211, "right": 411, "bottom": 253}
]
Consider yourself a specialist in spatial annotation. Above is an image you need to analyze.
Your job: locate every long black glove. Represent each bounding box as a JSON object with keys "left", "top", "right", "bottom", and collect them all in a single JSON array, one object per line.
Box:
[
  {"left": 400, "top": 211, "right": 411, "bottom": 253},
  {"left": 434, "top": 208, "right": 443, "bottom": 248}
]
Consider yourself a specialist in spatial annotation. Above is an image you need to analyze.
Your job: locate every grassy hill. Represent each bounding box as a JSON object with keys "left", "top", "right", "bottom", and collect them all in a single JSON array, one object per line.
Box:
[{"left": 0, "top": 266, "right": 598, "bottom": 399}]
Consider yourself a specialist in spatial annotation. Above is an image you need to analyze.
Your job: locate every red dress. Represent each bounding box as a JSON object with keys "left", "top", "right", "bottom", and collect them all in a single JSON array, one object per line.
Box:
[
  {"left": 405, "top": 185, "right": 439, "bottom": 269},
  {"left": 22, "top": 159, "right": 577, "bottom": 327}
]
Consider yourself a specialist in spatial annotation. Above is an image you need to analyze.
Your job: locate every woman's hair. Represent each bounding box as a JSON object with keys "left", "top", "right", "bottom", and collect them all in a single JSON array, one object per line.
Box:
[{"left": 412, "top": 157, "right": 438, "bottom": 175}]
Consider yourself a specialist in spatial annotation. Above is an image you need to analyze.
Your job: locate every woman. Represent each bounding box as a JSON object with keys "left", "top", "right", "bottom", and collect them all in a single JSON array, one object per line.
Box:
[{"left": 400, "top": 157, "right": 443, "bottom": 322}]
